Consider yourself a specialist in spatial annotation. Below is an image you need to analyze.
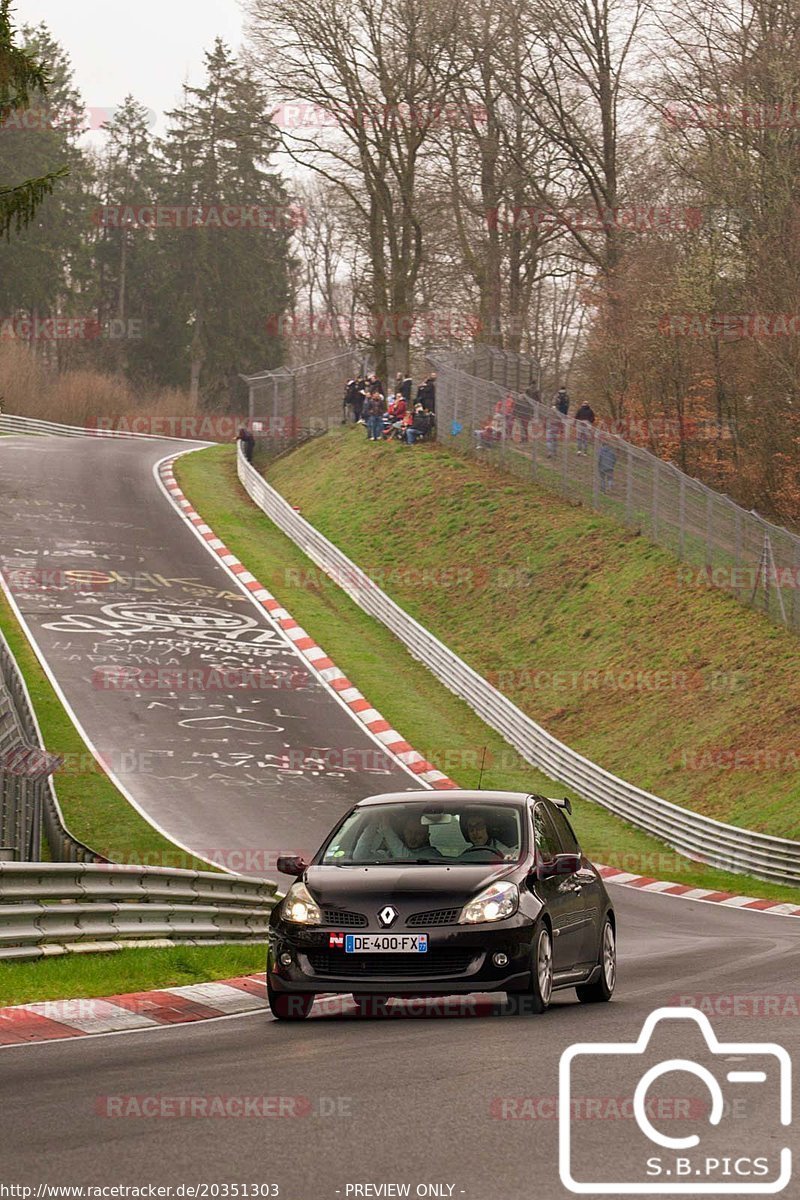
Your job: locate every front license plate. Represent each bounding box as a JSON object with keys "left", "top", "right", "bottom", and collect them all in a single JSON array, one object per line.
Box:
[{"left": 344, "top": 933, "right": 428, "bottom": 953}]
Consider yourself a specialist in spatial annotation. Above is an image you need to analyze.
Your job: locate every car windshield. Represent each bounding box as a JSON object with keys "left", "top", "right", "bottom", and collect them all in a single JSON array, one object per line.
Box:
[{"left": 320, "top": 802, "right": 524, "bottom": 865}]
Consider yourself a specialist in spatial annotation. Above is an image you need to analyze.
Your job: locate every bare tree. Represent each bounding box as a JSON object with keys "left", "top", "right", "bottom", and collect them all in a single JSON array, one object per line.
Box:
[{"left": 244, "top": 0, "right": 465, "bottom": 380}]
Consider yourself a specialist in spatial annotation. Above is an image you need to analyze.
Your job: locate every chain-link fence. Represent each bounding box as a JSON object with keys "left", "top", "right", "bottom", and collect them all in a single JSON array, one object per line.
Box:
[
  {"left": 430, "top": 353, "right": 800, "bottom": 634},
  {"left": 241, "top": 349, "right": 360, "bottom": 438}
]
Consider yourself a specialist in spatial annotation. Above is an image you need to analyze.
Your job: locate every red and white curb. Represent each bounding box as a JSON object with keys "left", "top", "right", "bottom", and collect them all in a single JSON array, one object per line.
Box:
[
  {"left": 0, "top": 973, "right": 266, "bottom": 1048},
  {"left": 158, "top": 458, "right": 457, "bottom": 791},
  {"left": 158, "top": 454, "right": 799, "bottom": 924},
  {"left": 596, "top": 865, "right": 800, "bottom": 917}
]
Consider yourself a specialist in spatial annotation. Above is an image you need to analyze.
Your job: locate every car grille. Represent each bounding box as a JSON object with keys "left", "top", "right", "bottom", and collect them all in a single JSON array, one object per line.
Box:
[
  {"left": 407, "top": 907, "right": 461, "bottom": 927},
  {"left": 306, "top": 950, "right": 476, "bottom": 978},
  {"left": 321, "top": 908, "right": 368, "bottom": 928}
]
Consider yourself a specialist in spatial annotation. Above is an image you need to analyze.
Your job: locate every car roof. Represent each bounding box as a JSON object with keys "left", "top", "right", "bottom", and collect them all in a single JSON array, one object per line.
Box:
[{"left": 356, "top": 789, "right": 535, "bottom": 807}]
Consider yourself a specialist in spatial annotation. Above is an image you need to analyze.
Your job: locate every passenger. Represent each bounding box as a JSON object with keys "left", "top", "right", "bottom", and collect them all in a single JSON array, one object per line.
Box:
[{"left": 353, "top": 813, "right": 441, "bottom": 861}]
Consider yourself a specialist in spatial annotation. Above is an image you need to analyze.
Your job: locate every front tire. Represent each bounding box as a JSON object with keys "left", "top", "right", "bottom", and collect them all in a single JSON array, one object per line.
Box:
[
  {"left": 576, "top": 917, "right": 616, "bottom": 1004},
  {"left": 268, "top": 978, "right": 313, "bottom": 1020},
  {"left": 509, "top": 925, "right": 553, "bottom": 1015}
]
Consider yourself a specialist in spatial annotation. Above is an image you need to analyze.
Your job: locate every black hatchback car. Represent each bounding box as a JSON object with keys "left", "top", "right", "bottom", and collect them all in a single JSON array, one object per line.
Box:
[{"left": 267, "top": 789, "right": 616, "bottom": 1019}]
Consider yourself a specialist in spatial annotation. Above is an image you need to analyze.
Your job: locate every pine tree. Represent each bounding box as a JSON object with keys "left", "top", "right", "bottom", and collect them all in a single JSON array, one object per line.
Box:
[
  {"left": 0, "top": 21, "right": 91, "bottom": 347},
  {"left": 0, "top": 0, "right": 67, "bottom": 238},
  {"left": 155, "top": 39, "right": 291, "bottom": 406}
]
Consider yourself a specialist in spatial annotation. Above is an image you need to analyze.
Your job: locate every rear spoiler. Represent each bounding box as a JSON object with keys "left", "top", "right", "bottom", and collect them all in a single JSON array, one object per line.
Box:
[{"left": 528, "top": 793, "right": 573, "bottom": 815}]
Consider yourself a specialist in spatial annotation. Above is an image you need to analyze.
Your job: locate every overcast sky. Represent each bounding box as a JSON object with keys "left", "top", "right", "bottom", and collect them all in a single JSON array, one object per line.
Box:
[{"left": 12, "top": 0, "right": 246, "bottom": 138}]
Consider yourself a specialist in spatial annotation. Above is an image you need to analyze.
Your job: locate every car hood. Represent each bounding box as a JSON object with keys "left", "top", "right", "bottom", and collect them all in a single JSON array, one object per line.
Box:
[{"left": 304, "top": 863, "right": 516, "bottom": 908}]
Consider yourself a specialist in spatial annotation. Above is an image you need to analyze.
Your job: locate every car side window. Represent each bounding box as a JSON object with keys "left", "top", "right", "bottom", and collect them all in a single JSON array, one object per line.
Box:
[
  {"left": 532, "top": 805, "right": 560, "bottom": 862},
  {"left": 547, "top": 804, "right": 581, "bottom": 855}
]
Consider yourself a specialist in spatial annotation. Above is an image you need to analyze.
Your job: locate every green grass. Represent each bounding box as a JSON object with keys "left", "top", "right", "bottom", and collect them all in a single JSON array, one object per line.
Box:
[
  {"left": 0, "top": 589, "right": 212, "bottom": 870},
  {"left": 266, "top": 430, "right": 800, "bottom": 838},
  {"left": 0, "top": 944, "right": 265, "bottom": 1007},
  {"left": 174, "top": 441, "right": 800, "bottom": 904}
]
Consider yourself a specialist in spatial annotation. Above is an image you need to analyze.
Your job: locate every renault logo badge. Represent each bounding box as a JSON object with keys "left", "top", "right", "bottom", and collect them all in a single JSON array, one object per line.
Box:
[{"left": 378, "top": 905, "right": 398, "bottom": 927}]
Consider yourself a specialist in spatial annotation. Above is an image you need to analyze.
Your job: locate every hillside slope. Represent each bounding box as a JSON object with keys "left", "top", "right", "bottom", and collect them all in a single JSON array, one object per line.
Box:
[{"left": 267, "top": 429, "right": 800, "bottom": 839}]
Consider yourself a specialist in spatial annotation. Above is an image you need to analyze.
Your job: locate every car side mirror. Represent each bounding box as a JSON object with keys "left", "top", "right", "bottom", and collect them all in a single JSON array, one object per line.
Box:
[
  {"left": 276, "top": 854, "right": 309, "bottom": 878},
  {"left": 536, "top": 852, "right": 581, "bottom": 880}
]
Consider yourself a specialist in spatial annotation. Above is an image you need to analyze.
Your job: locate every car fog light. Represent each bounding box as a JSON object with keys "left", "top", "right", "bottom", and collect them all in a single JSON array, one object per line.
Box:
[
  {"left": 280, "top": 952, "right": 293, "bottom": 966},
  {"left": 492, "top": 952, "right": 509, "bottom": 967}
]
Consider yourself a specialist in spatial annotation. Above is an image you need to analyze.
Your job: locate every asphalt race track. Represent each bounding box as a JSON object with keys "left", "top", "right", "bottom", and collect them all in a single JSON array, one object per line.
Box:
[
  {"left": 1, "top": 434, "right": 798, "bottom": 1199},
  {"left": 2, "top": 890, "right": 798, "bottom": 1198},
  {"left": 0, "top": 434, "right": 417, "bottom": 866}
]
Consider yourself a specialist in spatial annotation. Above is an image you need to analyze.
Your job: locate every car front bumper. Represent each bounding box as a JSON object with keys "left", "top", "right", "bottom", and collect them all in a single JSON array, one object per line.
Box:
[{"left": 267, "top": 917, "right": 536, "bottom": 997}]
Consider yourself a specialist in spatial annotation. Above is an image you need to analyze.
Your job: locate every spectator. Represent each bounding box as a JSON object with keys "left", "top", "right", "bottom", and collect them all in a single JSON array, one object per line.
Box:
[
  {"left": 545, "top": 405, "right": 561, "bottom": 459},
  {"left": 237, "top": 426, "right": 255, "bottom": 463},
  {"left": 575, "top": 400, "right": 596, "bottom": 455},
  {"left": 406, "top": 403, "right": 434, "bottom": 444},
  {"left": 555, "top": 387, "right": 569, "bottom": 417},
  {"left": 513, "top": 392, "right": 535, "bottom": 441},
  {"left": 386, "top": 392, "right": 407, "bottom": 438},
  {"left": 400, "top": 372, "right": 414, "bottom": 404},
  {"left": 598, "top": 442, "right": 616, "bottom": 492},
  {"left": 524, "top": 381, "right": 541, "bottom": 404},
  {"left": 415, "top": 373, "right": 436, "bottom": 412},
  {"left": 363, "top": 389, "right": 387, "bottom": 441},
  {"left": 343, "top": 378, "right": 364, "bottom": 424}
]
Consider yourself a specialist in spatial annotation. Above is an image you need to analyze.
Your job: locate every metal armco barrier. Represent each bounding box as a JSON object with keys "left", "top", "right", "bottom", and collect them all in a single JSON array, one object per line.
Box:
[
  {"left": 0, "top": 412, "right": 214, "bottom": 442},
  {"left": 237, "top": 445, "right": 800, "bottom": 886},
  {"left": 0, "top": 863, "right": 278, "bottom": 960},
  {"left": 0, "top": 630, "right": 101, "bottom": 864}
]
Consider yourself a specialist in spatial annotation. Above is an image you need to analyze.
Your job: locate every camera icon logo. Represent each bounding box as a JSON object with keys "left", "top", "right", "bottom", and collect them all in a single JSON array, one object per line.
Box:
[{"left": 559, "top": 1007, "right": 792, "bottom": 1194}]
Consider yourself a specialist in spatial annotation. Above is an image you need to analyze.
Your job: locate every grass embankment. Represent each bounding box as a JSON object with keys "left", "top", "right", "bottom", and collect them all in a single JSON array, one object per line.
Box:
[
  {"left": 0, "top": 587, "right": 212, "bottom": 869},
  {"left": 175, "top": 441, "right": 800, "bottom": 904},
  {"left": 0, "top": 944, "right": 265, "bottom": 1008}
]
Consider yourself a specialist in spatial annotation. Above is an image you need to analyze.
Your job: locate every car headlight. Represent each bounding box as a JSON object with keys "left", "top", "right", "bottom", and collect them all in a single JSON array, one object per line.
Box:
[
  {"left": 459, "top": 880, "right": 519, "bottom": 924},
  {"left": 282, "top": 881, "right": 322, "bottom": 925}
]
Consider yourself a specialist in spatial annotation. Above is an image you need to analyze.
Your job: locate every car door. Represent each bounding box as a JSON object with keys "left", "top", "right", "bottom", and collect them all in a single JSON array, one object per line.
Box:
[
  {"left": 544, "top": 800, "right": 600, "bottom": 968},
  {"left": 531, "top": 802, "right": 585, "bottom": 974}
]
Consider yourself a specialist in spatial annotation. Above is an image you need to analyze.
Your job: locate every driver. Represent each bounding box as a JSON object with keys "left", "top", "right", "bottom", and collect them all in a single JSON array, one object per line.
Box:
[{"left": 463, "top": 811, "right": 513, "bottom": 857}]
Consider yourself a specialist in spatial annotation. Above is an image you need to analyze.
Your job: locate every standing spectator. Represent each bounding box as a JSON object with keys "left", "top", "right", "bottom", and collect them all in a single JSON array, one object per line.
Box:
[
  {"left": 237, "top": 426, "right": 255, "bottom": 463},
  {"left": 513, "top": 392, "right": 535, "bottom": 441},
  {"left": 598, "top": 442, "right": 617, "bottom": 492},
  {"left": 575, "top": 400, "right": 596, "bottom": 455},
  {"left": 555, "top": 387, "right": 569, "bottom": 416},
  {"left": 363, "top": 389, "right": 386, "bottom": 441},
  {"left": 343, "top": 378, "right": 361, "bottom": 423},
  {"left": 546, "top": 405, "right": 561, "bottom": 459},
  {"left": 400, "top": 372, "right": 413, "bottom": 404},
  {"left": 415, "top": 373, "right": 436, "bottom": 412}
]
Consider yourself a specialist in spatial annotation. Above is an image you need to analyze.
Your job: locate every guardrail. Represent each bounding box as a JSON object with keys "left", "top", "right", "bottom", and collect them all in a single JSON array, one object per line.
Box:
[
  {"left": 0, "top": 412, "right": 214, "bottom": 442},
  {"left": 0, "top": 629, "right": 102, "bottom": 864},
  {"left": 0, "top": 863, "right": 279, "bottom": 959},
  {"left": 237, "top": 444, "right": 800, "bottom": 887}
]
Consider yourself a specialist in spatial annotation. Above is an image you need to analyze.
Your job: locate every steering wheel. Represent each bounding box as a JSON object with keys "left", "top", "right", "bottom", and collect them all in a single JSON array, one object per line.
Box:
[{"left": 461, "top": 844, "right": 505, "bottom": 860}]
